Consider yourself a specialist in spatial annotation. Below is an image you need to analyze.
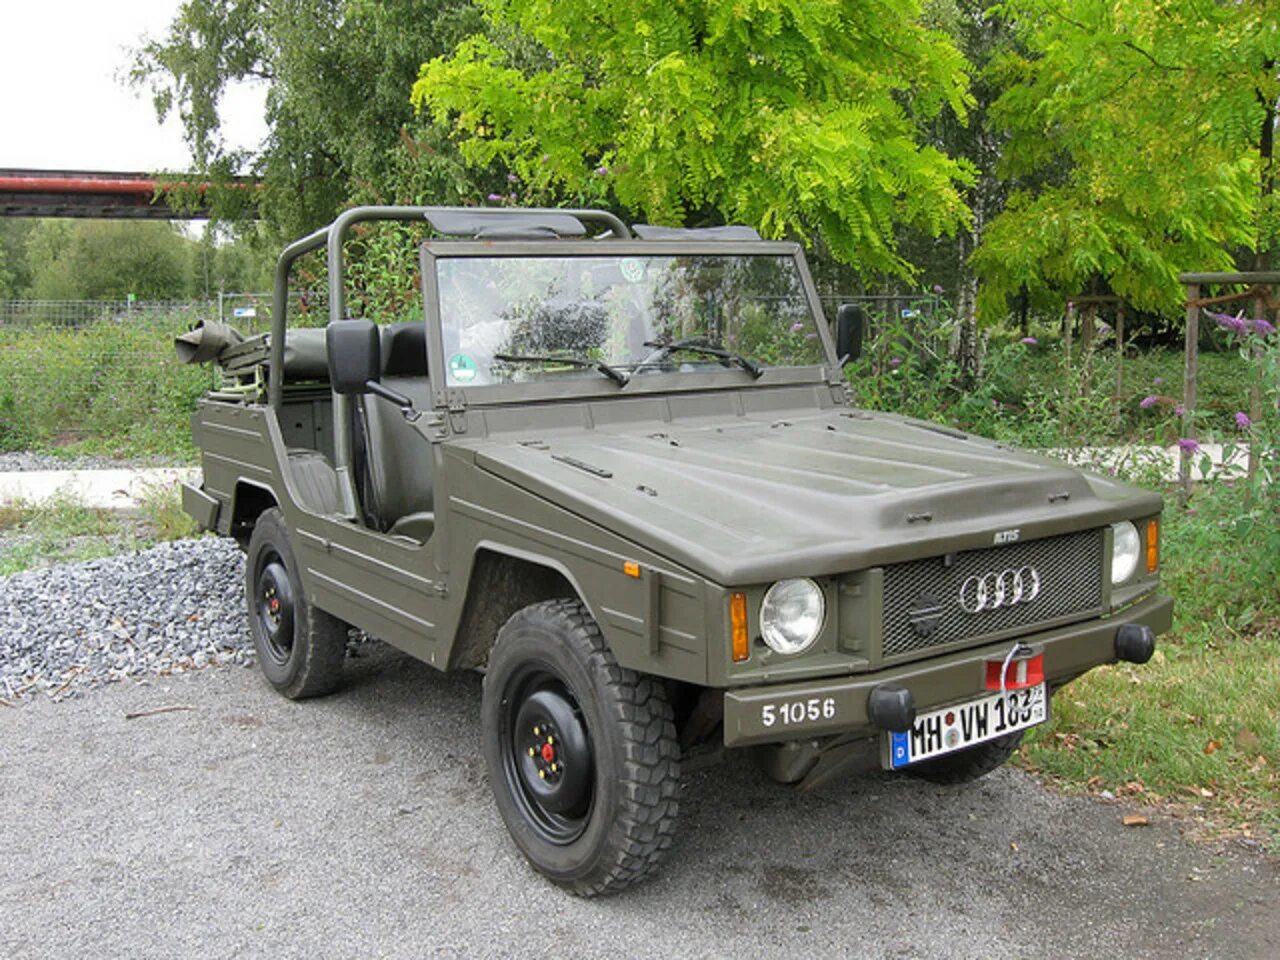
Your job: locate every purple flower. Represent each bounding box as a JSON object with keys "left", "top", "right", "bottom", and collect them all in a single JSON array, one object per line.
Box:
[
  {"left": 1235, "top": 411, "right": 1252, "bottom": 429},
  {"left": 789, "top": 322, "right": 804, "bottom": 333},
  {"left": 889, "top": 356, "right": 903, "bottom": 368},
  {"left": 1253, "top": 317, "right": 1276, "bottom": 336},
  {"left": 932, "top": 284, "right": 945, "bottom": 295},
  {"left": 1177, "top": 438, "right": 1199, "bottom": 453},
  {"left": 1139, "top": 395, "right": 1160, "bottom": 409},
  {"left": 507, "top": 173, "right": 519, "bottom": 183},
  {"left": 1174, "top": 404, "right": 1186, "bottom": 417},
  {"left": 594, "top": 165, "right": 609, "bottom": 176},
  {"left": 486, "top": 193, "right": 503, "bottom": 202},
  {"left": 1020, "top": 336, "right": 1038, "bottom": 346},
  {"left": 1153, "top": 377, "right": 1164, "bottom": 386},
  {"left": 1208, "top": 310, "right": 1248, "bottom": 336}
]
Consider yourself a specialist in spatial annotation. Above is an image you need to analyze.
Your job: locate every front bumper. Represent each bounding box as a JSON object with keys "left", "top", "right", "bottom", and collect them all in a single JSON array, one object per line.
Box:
[{"left": 722, "top": 591, "right": 1173, "bottom": 748}]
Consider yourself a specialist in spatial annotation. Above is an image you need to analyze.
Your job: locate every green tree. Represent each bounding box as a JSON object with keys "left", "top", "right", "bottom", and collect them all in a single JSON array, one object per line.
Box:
[
  {"left": 0, "top": 219, "right": 37, "bottom": 298},
  {"left": 132, "top": 0, "right": 485, "bottom": 237},
  {"left": 971, "top": 0, "right": 1275, "bottom": 318},
  {"left": 26, "top": 221, "right": 195, "bottom": 301},
  {"left": 412, "top": 0, "right": 975, "bottom": 278}
]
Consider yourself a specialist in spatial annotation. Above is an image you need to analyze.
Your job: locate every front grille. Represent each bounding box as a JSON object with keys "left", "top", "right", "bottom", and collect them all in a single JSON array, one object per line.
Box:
[{"left": 880, "top": 528, "right": 1104, "bottom": 660}]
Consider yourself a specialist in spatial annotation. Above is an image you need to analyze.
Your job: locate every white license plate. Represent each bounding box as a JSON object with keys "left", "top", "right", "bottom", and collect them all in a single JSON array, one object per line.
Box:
[{"left": 885, "top": 683, "right": 1048, "bottom": 769}]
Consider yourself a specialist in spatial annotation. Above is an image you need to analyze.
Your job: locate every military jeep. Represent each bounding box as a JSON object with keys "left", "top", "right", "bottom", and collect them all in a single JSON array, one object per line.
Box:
[{"left": 180, "top": 206, "right": 1172, "bottom": 896}]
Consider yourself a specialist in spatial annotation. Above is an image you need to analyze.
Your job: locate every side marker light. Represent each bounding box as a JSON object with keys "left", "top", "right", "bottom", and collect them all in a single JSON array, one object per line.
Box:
[{"left": 730, "top": 592, "right": 750, "bottom": 663}]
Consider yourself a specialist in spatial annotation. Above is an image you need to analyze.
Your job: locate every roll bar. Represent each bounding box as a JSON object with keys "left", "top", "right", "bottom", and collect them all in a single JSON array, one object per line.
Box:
[
  {"left": 268, "top": 206, "right": 632, "bottom": 518},
  {"left": 268, "top": 205, "right": 631, "bottom": 408}
]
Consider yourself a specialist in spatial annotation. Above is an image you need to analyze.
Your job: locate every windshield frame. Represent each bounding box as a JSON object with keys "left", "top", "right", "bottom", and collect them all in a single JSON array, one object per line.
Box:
[{"left": 419, "top": 239, "right": 840, "bottom": 408}]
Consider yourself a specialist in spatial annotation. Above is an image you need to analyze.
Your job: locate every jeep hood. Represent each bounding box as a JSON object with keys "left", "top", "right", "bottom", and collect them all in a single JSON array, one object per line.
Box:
[{"left": 468, "top": 410, "right": 1161, "bottom": 584}]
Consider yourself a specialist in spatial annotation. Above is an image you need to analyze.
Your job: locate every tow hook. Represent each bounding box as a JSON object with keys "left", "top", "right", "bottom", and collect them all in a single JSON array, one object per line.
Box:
[{"left": 1115, "top": 623, "right": 1156, "bottom": 664}]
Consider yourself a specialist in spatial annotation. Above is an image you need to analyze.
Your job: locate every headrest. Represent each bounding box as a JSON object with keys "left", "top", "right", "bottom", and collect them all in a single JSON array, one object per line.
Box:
[
  {"left": 281, "top": 328, "right": 330, "bottom": 379},
  {"left": 380, "top": 322, "right": 428, "bottom": 376}
]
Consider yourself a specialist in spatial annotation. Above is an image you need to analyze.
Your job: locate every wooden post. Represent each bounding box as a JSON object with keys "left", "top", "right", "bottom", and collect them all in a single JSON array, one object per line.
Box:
[
  {"left": 1063, "top": 301, "right": 1075, "bottom": 369},
  {"left": 1114, "top": 303, "right": 1126, "bottom": 427},
  {"left": 1081, "top": 303, "right": 1096, "bottom": 396},
  {"left": 1180, "top": 285, "right": 1199, "bottom": 505}
]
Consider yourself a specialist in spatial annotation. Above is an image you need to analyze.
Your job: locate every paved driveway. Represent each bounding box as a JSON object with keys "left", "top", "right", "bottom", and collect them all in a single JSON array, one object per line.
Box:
[{"left": 2, "top": 645, "right": 1276, "bottom": 959}]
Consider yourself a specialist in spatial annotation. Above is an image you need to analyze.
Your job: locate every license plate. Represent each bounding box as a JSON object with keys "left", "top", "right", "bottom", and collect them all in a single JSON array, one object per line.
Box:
[{"left": 885, "top": 683, "right": 1048, "bottom": 770}]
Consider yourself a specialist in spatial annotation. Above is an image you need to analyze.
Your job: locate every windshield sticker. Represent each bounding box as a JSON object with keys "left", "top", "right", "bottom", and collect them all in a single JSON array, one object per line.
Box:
[
  {"left": 619, "top": 257, "right": 646, "bottom": 283},
  {"left": 448, "top": 353, "right": 478, "bottom": 383}
]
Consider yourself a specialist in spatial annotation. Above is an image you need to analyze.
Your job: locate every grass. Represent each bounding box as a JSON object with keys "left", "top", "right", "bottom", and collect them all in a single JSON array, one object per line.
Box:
[
  {"left": 1019, "top": 477, "right": 1280, "bottom": 849},
  {"left": 1021, "top": 635, "right": 1280, "bottom": 847},
  {"left": 0, "top": 484, "right": 201, "bottom": 575}
]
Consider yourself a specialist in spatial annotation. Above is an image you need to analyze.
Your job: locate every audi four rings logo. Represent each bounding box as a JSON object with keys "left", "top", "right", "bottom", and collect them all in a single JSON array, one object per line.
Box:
[{"left": 959, "top": 566, "right": 1042, "bottom": 614}]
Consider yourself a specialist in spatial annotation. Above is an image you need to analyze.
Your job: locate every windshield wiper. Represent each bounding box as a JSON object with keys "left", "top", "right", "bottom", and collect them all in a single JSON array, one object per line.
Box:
[
  {"left": 493, "top": 353, "right": 631, "bottom": 387},
  {"left": 641, "top": 337, "right": 763, "bottom": 379}
]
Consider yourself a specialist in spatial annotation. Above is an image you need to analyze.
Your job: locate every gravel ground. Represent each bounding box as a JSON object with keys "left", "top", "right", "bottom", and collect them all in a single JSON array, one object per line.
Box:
[
  {"left": 2, "top": 645, "right": 1277, "bottom": 959},
  {"left": 0, "top": 538, "right": 250, "bottom": 702},
  {"left": 0, "top": 451, "right": 189, "bottom": 472},
  {"left": 1, "top": 541, "right": 1278, "bottom": 957}
]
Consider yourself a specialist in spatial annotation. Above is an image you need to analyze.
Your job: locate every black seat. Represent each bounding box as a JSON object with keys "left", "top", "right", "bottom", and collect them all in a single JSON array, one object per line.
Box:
[{"left": 354, "top": 322, "right": 435, "bottom": 541}]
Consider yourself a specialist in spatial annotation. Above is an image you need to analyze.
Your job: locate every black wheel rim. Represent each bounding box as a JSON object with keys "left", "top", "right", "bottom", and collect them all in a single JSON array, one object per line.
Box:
[
  {"left": 255, "top": 552, "right": 295, "bottom": 666},
  {"left": 498, "top": 663, "right": 594, "bottom": 845}
]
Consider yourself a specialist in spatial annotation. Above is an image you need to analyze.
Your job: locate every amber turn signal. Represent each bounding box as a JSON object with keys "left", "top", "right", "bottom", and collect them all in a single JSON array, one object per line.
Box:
[
  {"left": 730, "top": 591, "right": 750, "bottom": 662},
  {"left": 1145, "top": 519, "right": 1159, "bottom": 573},
  {"left": 623, "top": 560, "right": 641, "bottom": 578}
]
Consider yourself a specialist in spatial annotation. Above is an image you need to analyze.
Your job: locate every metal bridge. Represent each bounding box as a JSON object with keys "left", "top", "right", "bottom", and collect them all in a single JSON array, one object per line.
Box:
[{"left": 0, "top": 169, "right": 256, "bottom": 219}]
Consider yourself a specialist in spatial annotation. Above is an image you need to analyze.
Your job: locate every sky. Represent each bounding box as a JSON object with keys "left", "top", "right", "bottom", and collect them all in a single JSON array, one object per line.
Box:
[{"left": 0, "top": 0, "right": 267, "bottom": 172}]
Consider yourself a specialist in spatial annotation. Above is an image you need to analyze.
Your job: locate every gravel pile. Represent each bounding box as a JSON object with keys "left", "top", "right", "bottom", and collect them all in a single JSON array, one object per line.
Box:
[{"left": 0, "top": 538, "right": 251, "bottom": 703}]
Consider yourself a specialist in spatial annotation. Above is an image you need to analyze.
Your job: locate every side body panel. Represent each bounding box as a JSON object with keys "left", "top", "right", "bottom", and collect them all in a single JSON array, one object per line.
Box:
[{"left": 193, "top": 398, "right": 712, "bottom": 681}]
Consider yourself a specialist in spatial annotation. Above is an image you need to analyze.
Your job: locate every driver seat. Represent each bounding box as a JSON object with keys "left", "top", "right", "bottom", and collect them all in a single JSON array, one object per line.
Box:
[{"left": 353, "top": 322, "right": 435, "bottom": 542}]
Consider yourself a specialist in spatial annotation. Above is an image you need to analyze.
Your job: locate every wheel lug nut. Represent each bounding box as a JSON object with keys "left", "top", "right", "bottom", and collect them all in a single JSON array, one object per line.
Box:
[
  {"left": 527, "top": 747, "right": 535, "bottom": 758},
  {"left": 533, "top": 726, "right": 541, "bottom": 736},
  {"left": 538, "top": 769, "right": 546, "bottom": 779}
]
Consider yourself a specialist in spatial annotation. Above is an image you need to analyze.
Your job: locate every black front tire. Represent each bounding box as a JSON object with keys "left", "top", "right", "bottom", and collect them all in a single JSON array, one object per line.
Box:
[
  {"left": 245, "top": 508, "right": 347, "bottom": 699},
  {"left": 482, "top": 599, "right": 680, "bottom": 896},
  {"left": 906, "top": 731, "right": 1025, "bottom": 785}
]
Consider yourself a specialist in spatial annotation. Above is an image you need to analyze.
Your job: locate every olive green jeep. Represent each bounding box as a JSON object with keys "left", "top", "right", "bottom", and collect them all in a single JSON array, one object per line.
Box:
[{"left": 179, "top": 206, "right": 1172, "bottom": 896}]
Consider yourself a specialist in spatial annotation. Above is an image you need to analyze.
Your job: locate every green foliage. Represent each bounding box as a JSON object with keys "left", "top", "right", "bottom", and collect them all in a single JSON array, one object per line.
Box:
[
  {"left": 0, "top": 219, "right": 36, "bottom": 298},
  {"left": 0, "top": 488, "right": 201, "bottom": 575},
  {"left": 25, "top": 221, "right": 196, "bottom": 301},
  {"left": 131, "top": 0, "right": 485, "bottom": 237},
  {"left": 0, "top": 493, "right": 132, "bottom": 575},
  {"left": 414, "top": 0, "right": 975, "bottom": 278},
  {"left": 974, "top": 0, "right": 1277, "bottom": 317},
  {"left": 0, "top": 317, "right": 210, "bottom": 459},
  {"left": 134, "top": 482, "right": 202, "bottom": 541}
]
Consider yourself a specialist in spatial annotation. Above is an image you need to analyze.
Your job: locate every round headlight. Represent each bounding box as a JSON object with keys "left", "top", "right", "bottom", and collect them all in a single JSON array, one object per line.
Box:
[
  {"left": 1111, "top": 521, "right": 1140, "bottom": 584},
  {"left": 760, "top": 578, "right": 825, "bottom": 655}
]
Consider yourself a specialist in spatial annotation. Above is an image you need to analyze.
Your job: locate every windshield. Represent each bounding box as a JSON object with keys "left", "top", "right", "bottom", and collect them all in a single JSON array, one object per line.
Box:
[{"left": 435, "top": 254, "right": 825, "bottom": 388}]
